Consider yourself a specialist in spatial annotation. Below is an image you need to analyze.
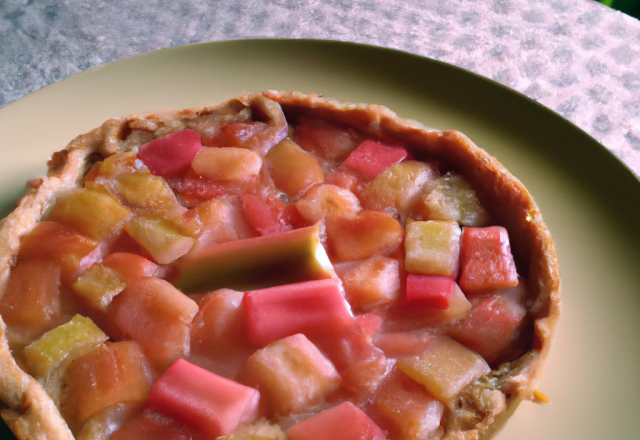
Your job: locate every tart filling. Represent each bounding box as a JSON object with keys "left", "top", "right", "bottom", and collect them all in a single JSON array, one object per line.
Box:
[{"left": 0, "top": 91, "right": 560, "bottom": 440}]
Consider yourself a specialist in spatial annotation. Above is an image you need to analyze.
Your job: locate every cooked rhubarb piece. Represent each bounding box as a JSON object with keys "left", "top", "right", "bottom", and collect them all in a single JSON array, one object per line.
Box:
[
  {"left": 107, "top": 277, "right": 198, "bottom": 371},
  {"left": 243, "top": 277, "right": 352, "bottom": 347},
  {"left": 72, "top": 263, "right": 126, "bottom": 311},
  {"left": 190, "top": 289, "right": 254, "bottom": 378},
  {"left": 361, "top": 161, "right": 438, "bottom": 215},
  {"left": 336, "top": 256, "right": 401, "bottom": 311},
  {"left": 241, "top": 193, "right": 302, "bottom": 236},
  {"left": 404, "top": 220, "right": 461, "bottom": 277},
  {"left": 17, "top": 221, "right": 100, "bottom": 286},
  {"left": 179, "top": 196, "right": 258, "bottom": 247},
  {"left": 396, "top": 337, "right": 490, "bottom": 404},
  {"left": 355, "top": 313, "right": 382, "bottom": 337},
  {"left": 101, "top": 252, "right": 160, "bottom": 284},
  {"left": 62, "top": 341, "right": 153, "bottom": 428},
  {"left": 293, "top": 117, "right": 363, "bottom": 163},
  {"left": 174, "top": 224, "right": 335, "bottom": 293},
  {"left": 372, "top": 331, "right": 432, "bottom": 359},
  {"left": 450, "top": 285, "right": 527, "bottom": 365},
  {"left": 341, "top": 139, "right": 408, "bottom": 180},
  {"left": 24, "top": 314, "right": 108, "bottom": 379},
  {"left": 166, "top": 172, "right": 260, "bottom": 208},
  {"left": 224, "top": 420, "right": 286, "bottom": 439},
  {"left": 147, "top": 359, "right": 260, "bottom": 437},
  {"left": 459, "top": 226, "right": 519, "bottom": 293},
  {"left": 406, "top": 274, "right": 455, "bottom": 309},
  {"left": 325, "top": 210, "right": 404, "bottom": 262},
  {"left": 137, "top": 128, "right": 203, "bottom": 178},
  {"left": 295, "top": 184, "right": 361, "bottom": 224},
  {"left": 0, "top": 260, "right": 62, "bottom": 331},
  {"left": 47, "top": 188, "right": 131, "bottom": 242},
  {"left": 110, "top": 408, "right": 207, "bottom": 440},
  {"left": 286, "top": 401, "right": 385, "bottom": 440},
  {"left": 419, "top": 172, "right": 491, "bottom": 227},
  {"left": 124, "top": 215, "right": 196, "bottom": 265},
  {"left": 191, "top": 147, "right": 262, "bottom": 181},
  {"left": 373, "top": 367, "right": 445, "bottom": 440},
  {"left": 315, "top": 322, "right": 388, "bottom": 396},
  {"left": 265, "top": 138, "right": 324, "bottom": 198},
  {"left": 114, "top": 173, "right": 187, "bottom": 218},
  {"left": 237, "top": 334, "right": 341, "bottom": 417},
  {"left": 324, "top": 168, "right": 364, "bottom": 194}
]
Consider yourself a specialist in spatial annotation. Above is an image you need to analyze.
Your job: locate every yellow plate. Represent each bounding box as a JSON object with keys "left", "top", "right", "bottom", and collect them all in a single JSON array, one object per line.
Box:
[{"left": 1, "top": 39, "right": 640, "bottom": 440}]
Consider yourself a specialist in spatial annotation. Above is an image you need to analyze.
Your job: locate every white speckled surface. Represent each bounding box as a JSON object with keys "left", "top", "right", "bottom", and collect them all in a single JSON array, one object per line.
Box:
[{"left": 1, "top": 0, "right": 639, "bottom": 175}]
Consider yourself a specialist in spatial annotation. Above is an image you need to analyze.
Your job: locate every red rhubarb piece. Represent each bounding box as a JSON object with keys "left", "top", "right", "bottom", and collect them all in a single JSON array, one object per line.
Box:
[
  {"left": 243, "top": 278, "right": 353, "bottom": 347},
  {"left": 286, "top": 401, "right": 385, "bottom": 440},
  {"left": 342, "top": 139, "right": 408, "bottom": 179},
  {"left": 406, "top": 274, "right": 456, "bottom": 310},
  {"left": 459, "top": 226, "right": 518, "bottom": 293},
  {"left": 146, "top": 359, "right": 260, "bottom": 437},
  {"left": 138, "top": 129, "right": 203, "bottom": 178}
]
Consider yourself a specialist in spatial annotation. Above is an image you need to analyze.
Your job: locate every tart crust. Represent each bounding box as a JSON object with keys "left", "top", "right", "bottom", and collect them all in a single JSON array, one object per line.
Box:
[{"left": 0, "top": 91, "right": 561, "bottom": 440}]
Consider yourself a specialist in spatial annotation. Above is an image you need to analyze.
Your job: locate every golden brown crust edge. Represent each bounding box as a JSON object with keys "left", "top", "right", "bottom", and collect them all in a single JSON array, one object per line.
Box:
[{"left": 0, "top": 91, "right": 561, "bottom": 440}]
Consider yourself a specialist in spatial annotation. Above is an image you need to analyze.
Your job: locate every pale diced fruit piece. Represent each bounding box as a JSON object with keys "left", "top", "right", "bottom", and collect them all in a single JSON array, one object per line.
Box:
[
  {"left": 295, "top": 184, "right": 361, "bottom": 224},
  {"left": 107, "top": 277, "right": 198, "bottom": 371},
  {"left": 361, "top": 161, "right": 438, "bottom": 215},
  {"left": 286, "top": 401, "right": 385, "bottom": 440},
  {"left": 147, "top": 359, "right": 260, "bottom": 437},
  {"left": 114, "top": 172, "right": 186, "bottom": 217},
  {"left": 17, "top": 221, "right": 99, "bottom": 286},
  {"left": 265, "top": 139, "right": 324, "bottom": 198},
  {"left": 405, "top": 220, "right": 461, "bottom": 277},
  {"left": 73, "top": 263, "right": 126, "bottom": 311},
  {"left": 179, "top": 196, "right": 258, "bottom": 247},
  {"left": 24, "top": 314, "right": 109, "bottom": 378},
  {"left": 85, "top": 152, "right": 142, "bottom": 182},
  {"left": 125, "top": 215, "right": 196, "bottom": 264},
  {"left": 419, "top": 172, "right": 491, "bottom": 226},
  {"left": 173, "top": 224, "right": 335, "bottom": 293},
  {"left": 190, "top": 289, "right": 254, "bottom": 378},
  {"left": 325, "top": 210, "right": 404, "bottom": 262},
  {"left": 396, "top": 337, "right": 491, "bottom": 404},
  {"left": 237, "top": 334, "right": 341, "bottom": 417},
  {"left": 47, "top": 188, "right": 131, "bottom": 242},
  {"left": 191, "top": 147, "right": 262, "bottom": 181},
  {"left": 293, "top": 117, "right": 362, "bottom": 163},
  {"left": 225, "top": 420, "right": 286, "bottom": 440},
  {"left": 336, "top": 256, "right": 401, "bottom": 310},
  {"left": 63, "top": 341, "right": 153, "bottom": 427},
  {"left": 373, "top": 368, "right": 445, "bottom": 440},
  {"left": 0, "top": 260, "right": 62, "bottom": 331}
]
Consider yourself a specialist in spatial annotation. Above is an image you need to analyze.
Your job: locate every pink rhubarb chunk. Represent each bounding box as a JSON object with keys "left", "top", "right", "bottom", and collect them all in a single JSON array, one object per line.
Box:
[
  {"left": 138, "top": 129, "right": 203, "bottom": 178},
  {"left": 341, "top": 140, "right": 408, "bottom": 179},
  {"left": 459, "top": 226, "right": 518, "bottom": 294},
  {"left": 243, "top": 278, "right": 353, "bottom": 347},
  {"left": 286, "top": 401, "right": 385, "bottom": 440},
  {"left": 406, "top": 274, "right": 456, "bottom": 310},
  {"left": 146, "top": 359, "right": 260, "bottom": 437}
]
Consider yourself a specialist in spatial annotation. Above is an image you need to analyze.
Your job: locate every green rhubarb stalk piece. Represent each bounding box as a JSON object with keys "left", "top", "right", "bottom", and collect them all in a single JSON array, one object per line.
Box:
[
  {"left": 125, "top": 215, "right": 196, "bottom": 265},
  {"left": 72, "top": 263, "right": 127, "bottom": 311},
  {"left": 174, "top": 223, "right": 335, "bottom": 293},
  {"left": 24, "top": 314, "right": 109, "bottom": 379}
]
